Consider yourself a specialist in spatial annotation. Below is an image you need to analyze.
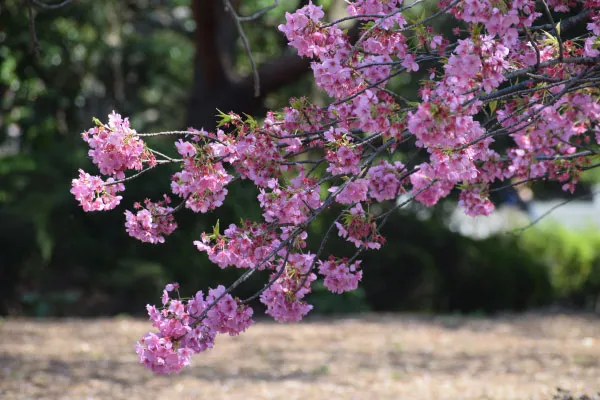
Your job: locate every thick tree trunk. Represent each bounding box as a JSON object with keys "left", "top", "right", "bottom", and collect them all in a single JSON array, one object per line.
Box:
[{"left": 186, "top": 0, "right": 310, "bottom": 131}]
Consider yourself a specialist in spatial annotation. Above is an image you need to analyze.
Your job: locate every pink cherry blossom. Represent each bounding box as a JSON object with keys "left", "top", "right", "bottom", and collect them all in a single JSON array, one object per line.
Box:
[
  {"left": 125, "top": 197, "right": 177, "bottom": 244},
  {"left": 71, "top": 169, "right": 124, "bottom": 212},
  {"left": 318, "top": 257, "right": 363, "bottom": 294},
  {"left": 82, "top": 111, "right": 155, "bottom": 178}
]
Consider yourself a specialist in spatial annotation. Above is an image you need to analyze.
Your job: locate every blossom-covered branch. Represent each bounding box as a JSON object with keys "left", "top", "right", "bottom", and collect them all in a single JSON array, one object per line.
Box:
[{"left": 71, "top": 0, "right": 600, "bottom": 374}]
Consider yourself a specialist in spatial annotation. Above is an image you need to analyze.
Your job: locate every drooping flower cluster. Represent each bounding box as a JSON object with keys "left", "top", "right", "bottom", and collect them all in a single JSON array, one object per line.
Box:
[
  {"left": 367, "top": 161, "right": 405, "bottom": 202},
  {"left": 73, "top": 0, "right": 600, "bottom": 374},
  {"left": 260, "top": 253, "right": 317, "bottom": 322},
  {"left": 318, "top": 257, "right": 363, "bottom": 294},
  {"left": 71, "top": 169, "right": 124, "bottom": 212},
  {"left": 82, "top": 111, "right": 155, "bottom": 178},
  {"left": 336, "top": 203, "right": 385, "bottom": 249},
  {"left": 458, "top": 187, "right": 495, "bottom": 217},
  {"left": 258, "top": 172, "right": 322, "bottom": 224},
  {"left": 135, "top": 283, "right": 253, "bottom": 374},
  {"left": 171, "top": 144, "right": 232, "bottom": 214},
  {"left": 324, "top": 127, "right": 362, "bottom": 176},
  {"left": 124, "top": 196, "right": 177, "bottom": 244}
]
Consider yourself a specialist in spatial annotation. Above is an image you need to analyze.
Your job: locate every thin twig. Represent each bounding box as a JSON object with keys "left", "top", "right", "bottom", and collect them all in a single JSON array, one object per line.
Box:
[
  {"left": 32, "top": 0, "right": 72, "bottom": 9},
  {"left": 237, "top": 0, "right": 279, "bottom": 22},
  {"left": 511, "top": 191, "right": 599, "bottom": 236},
  {"left": 539, "top": 0, "right": 563, "bottom": 61},
  {"left": 222, "top": 0, "right": 260, "bottom": 97},
  {"left": 104, "top": 166, "right": 157, "bottom": 186},
  {"left": 148, "top": 148, "right": 182, "bottom": 163},
  {"left": 27, "top": 1, "right": 40, "bottom": 58}
]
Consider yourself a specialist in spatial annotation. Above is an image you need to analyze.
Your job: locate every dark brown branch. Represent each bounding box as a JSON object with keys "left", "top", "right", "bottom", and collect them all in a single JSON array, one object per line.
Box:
[
  {"left": 240, "top": 53, "right": 311, "bottom": 95},
  {"left": 237, "top": 0, "right": 280, "bottom": 22},
  {"left": 530, "top": 10, "right": 590, "bottom": 33}
]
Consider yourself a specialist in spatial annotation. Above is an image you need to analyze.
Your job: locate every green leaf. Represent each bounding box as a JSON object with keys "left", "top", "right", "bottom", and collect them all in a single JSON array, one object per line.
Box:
[
  {"left": 541, "top": 30, "right": 559, "bottom": 47},
  {"left": 215, "top": 109, "right": 231, "bottom": 128},
  {"left": 243, "top": 113, "right": 258, "bottom": 130},
  {"left": 213, "top": 219, "right": 220, "bottom": 238}
]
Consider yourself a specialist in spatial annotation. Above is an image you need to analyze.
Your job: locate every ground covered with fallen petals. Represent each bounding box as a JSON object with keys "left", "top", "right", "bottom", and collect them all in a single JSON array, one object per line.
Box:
[{"left": 1, "top": 313, "right": 599, "bottom": 400}]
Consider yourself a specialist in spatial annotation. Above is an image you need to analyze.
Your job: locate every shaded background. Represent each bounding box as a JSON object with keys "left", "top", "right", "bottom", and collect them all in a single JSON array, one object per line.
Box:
[{"left": 1, "top": 0, "right": 599, "bottom": 317}]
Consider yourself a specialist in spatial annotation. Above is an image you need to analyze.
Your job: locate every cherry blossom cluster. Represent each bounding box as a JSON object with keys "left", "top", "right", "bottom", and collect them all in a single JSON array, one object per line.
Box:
[
  {"left": 193, "top": 220, "right": 281, "bottom": 269},
  {"left": 135, "top": 283, "right": 253, "bottom": 374},
  {"left": 260, "top": 253, "right": 317, "bottom": 322},
  {"left": 71, "top": 169, "right": 124, "bottom": 212},
  {"left": 171, "top": 139, "right": 232, "bottom": 214},
  {"left": 125, "top": 196, "right": 177, "bottom": 244},
  {"left": 82, "top": 111, "right": 156, "bottom": 179},
  {"left": 318, "top": 257, "right": 363, "bottom": 294},
  {"left": 258, "top": 172, "right": 322, "bottom": 225},
  {"left": 73, "top": 0, "right": 600, "bottom": 374},
  {"left": 336, "top": 203, "right": 385, "bottom": 249}
]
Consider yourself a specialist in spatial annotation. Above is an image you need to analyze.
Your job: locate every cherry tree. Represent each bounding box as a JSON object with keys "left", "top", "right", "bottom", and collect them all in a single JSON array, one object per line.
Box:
[{"left": 70, "top": 0, "right": 600, "bottom": 374}]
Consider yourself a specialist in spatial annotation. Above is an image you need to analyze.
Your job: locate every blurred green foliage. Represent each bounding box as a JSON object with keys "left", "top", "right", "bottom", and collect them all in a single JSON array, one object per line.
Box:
[
  {"left": 520, "top": 224, "right": 600, "bottom": 308},
  {"left": 0, "top": 0, "right": 207, "bottom": 315},
  {"left": 356, "top": 211, "right": 554, "bottom": 314}
]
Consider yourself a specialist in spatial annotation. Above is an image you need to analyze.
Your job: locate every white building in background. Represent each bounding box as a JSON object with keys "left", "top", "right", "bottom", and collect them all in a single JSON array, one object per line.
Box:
[
  {"left": 448, "top": 193, "right": 600, "bottom": 240},
  {"left": 448, "top": 205, "right": 531, "bottom": 239},
  {"left": 398, "top": 185, "right": 600, "bottom": 240}
]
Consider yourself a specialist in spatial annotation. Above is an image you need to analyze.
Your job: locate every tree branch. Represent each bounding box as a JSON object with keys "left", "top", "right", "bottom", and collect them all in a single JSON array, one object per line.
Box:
[{"left": 222, "top": 0, "right": 260, "bottom": 97}]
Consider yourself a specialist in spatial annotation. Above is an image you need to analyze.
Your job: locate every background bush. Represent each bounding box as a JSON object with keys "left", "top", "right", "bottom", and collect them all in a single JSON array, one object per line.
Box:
[{"left": 520, "top": 224, "right": 600, "bottom": 310}]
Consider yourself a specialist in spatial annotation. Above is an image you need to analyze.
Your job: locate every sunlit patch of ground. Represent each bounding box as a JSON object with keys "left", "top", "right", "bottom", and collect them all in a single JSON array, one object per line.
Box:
[{"left": 1, "top": 313, "right": 599, "bottom": 399}]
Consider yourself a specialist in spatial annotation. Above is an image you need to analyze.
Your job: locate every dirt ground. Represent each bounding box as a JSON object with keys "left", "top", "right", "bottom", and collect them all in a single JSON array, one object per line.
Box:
[{"left": 1, "top": 312, "right": 599, "bottom": 400}]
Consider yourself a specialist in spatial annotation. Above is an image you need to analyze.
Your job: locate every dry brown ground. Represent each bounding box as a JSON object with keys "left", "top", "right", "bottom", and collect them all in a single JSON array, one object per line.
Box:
[{"left": 1, "top": 313, "right": 599, "bottom": 400}]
